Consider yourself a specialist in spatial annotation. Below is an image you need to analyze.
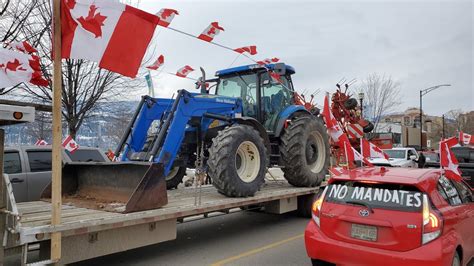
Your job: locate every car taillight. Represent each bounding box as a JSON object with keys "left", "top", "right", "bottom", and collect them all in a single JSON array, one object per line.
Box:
[
  {"left": 311, "top": 186, "right": 328, "bottom": 227},
  {"left": 422, "top": 194, "right": 443, "bottom": 245}
]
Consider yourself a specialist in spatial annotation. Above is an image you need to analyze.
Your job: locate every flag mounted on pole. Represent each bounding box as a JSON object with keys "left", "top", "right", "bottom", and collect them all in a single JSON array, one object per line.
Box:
[
  {"left": 61, "top": 0, "right": 160, "bottom": 77},
  {"left": 361, "top": 138, "right": 389, "bottom": 160},
  {"left": 198, "top": 22, "right": 224, "bottom": 42},
  {"left": 62, "top": 135, "right": 80, "bottom": 154},
  {"left": 146, "top": 55, "right": 164, "bottom": 70},
  {"left": 439, "top": 137, "right": 462, "bottom": 181},
  {"left": 35, "top": 139, "right": 48, "bottom": 146},
  {"left": 8, "top": 41, "right": 38, "bottom": 54}
]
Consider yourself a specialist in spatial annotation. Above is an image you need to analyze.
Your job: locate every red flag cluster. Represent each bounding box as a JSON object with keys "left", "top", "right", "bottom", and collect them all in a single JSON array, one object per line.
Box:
[{"left": 0, "top": 42, "right": 48, "bottom": 88}]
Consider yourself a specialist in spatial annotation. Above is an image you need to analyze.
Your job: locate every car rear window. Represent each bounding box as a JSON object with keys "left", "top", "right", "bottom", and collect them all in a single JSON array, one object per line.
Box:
[
  {"left": 324, "top": 181, "right": 423, "bottom": 212},
  {"left": 4, "top": 152, "right": 22, "bottom": 174},
  {"left": 66, "top": 149, "right": 106, "bottom": 162},
  {"left": 27, "top": 151, "right": 52, "bottom": 172}
]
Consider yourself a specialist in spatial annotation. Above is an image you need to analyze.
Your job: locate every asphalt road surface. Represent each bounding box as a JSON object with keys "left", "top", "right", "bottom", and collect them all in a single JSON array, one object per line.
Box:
[{"left": 73, "top": 210, "right": 312, "bottom": 266}]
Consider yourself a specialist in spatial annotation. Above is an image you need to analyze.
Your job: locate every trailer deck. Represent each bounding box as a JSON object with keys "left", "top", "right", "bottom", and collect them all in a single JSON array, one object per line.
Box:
[{"left": 3, "top": 179, "right": 321, "bottom": 265}]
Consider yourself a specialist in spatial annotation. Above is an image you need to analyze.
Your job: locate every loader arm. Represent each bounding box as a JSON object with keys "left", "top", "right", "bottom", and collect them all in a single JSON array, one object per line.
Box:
[{"left": 120, "top": 90, "right": 243, "bottom": 176}]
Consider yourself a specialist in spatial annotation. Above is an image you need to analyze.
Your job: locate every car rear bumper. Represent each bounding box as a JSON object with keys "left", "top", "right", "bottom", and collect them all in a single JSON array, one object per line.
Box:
[{"left": 304, "top": 220, "right": 453, "bottom": 266}]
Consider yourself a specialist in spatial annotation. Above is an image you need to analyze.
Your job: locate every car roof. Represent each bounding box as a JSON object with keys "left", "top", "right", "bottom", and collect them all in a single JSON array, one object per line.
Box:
[
  {"left": 329, "top": 167, "right": 441, "bottom": 190},
  {"left": 215, "top": 63, "right": 295, "bottom": 76}
]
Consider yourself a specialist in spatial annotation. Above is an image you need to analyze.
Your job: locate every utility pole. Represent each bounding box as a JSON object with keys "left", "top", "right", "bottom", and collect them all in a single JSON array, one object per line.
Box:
[{"left": 419, "top": 84, "right": 451, "bottom": 150}]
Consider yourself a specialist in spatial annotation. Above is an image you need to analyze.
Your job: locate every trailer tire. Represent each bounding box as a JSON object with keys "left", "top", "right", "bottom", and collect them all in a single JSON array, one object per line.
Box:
[
  {"left": 281, "top": 116, "right": 329, "bottom": 187},
  {"left": 208, "top": 124, "right": 268, "bottom": 197},
  {"left": 165, "top": 166, "right": 186, "bottom": 190}
]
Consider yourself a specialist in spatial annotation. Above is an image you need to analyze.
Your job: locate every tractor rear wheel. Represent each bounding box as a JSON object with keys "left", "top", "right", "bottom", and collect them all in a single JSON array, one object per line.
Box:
[
  {"left": 280, "top": 116, "right": 330, "bottom": 187},
  {"left": 208, "top": 124, "right": 268, "bottom": 197},
  {"left": 165, "top": 166, "right": 186, "bottom": 190}
]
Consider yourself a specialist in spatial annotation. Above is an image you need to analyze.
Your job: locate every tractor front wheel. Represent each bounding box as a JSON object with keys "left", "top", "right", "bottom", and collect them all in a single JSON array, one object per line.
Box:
[
  {"left": 280, "top": 116, "right": 330, "bottom": 187},
  {"left": 208, "top": 124, "right": 268, "bottom": 197},
  {"left": 165, "top": 166, "right": 186, "bottom": 190}
]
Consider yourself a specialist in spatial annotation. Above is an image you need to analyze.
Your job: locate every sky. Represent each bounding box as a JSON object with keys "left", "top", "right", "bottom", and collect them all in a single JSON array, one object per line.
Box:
[{"left": 132, "top": 0, "right": 473, "bottom": 116}]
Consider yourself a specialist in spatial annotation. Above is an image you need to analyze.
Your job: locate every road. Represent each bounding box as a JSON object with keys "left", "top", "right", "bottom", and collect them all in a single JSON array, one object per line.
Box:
[{"left": 74, "top": 210, "right": 312, "bottom": 266}]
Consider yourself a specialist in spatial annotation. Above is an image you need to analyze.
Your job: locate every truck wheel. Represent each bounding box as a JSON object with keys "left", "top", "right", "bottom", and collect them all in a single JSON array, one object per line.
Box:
[
  {"left": 363, "top": 121, "right": 374, "bottom": 133},
  {"left": 281, "top": 116, "right": 329, "bottom": 187},
  {"left": 208, "top": 124, "right": 268, "bottom": 197},
  {"left": 165, "top": 166, "right": 186, "bottom": 190}
]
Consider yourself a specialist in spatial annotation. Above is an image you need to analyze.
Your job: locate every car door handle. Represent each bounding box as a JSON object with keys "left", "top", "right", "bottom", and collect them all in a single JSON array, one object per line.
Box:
[{"left": 10, "top": 178, "right": 24, "bottom": 183}]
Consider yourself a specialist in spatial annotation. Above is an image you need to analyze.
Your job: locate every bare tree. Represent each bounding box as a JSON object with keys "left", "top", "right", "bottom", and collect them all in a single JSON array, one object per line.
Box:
[
  {"left": 358, "top": 73, "right": 402, "bottom": 131},
  {"left": 1, "top": 0, "right": 145, "bottom": 138}
]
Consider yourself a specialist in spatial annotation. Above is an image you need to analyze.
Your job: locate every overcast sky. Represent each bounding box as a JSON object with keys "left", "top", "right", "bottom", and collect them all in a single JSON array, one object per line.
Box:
[{"left": 133, "top": 0, "right": 472, "bottom": 116}]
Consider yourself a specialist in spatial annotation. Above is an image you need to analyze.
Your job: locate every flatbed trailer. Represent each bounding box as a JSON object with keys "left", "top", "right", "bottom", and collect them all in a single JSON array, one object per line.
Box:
[{"left": 1, "top": 174, "right": 322, "bottom": 265}]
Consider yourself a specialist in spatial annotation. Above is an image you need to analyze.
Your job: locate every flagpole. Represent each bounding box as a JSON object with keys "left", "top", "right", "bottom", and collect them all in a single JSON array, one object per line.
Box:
[{"left": 51, "top": 0, "right": 63, "bottom": 262}]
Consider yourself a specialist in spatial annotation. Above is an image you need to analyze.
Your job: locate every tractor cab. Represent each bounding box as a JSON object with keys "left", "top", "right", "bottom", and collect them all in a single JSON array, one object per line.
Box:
[{"left": 213, "top": 63, "right": 296, "bottom": 132}]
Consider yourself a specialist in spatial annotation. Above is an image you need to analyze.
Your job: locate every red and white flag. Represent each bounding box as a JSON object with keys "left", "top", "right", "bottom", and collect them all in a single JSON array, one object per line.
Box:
[
  {"left": 146, "top": 55, "right": 164, "bottom": 70},
  {"left": 256, "top": 57, "right": 279, "bottom": 65},
  {"left": 343, "top": 140, "right": 373, "bottom": 167},
  {"left": 440, "top": 137, "right": 462, "bottom": 181},
  {"left": 176, "top": 65, "right": 194, "bottom": 78},
  {"left": 8, "top": 41, "right": 38, "bottom": 54},
  {"left": 198, "top": 22, "right": 224, "bottom": 42},
  {"left": 269, "top": 71, "right": 282, "bottom": 83},
  {"left": 361, "top": 138, "right": 389, "bottom": 160},
  {"left": 156, "top": 8, "right": 179, "bottom": 27},
  {"left": 234, "top": 45, "right": 257, "bottom": 55},
  {"left": 61, "top": 0, "right": 160, "bottom": 78},
  {"left": 321, "top": 94, "right": 350, "bottom": 145},
  {"left": 34, "top": 139, "right": 48, "bottom": 146},
  {"left": 62, "top": 135, "right": 80, "bottom": 154},
  {"left": 459, "top": 131, "right": 474, "bottom": 145},
  {"left": 0, "top": 47, "right": 49, "bottom": 88}
]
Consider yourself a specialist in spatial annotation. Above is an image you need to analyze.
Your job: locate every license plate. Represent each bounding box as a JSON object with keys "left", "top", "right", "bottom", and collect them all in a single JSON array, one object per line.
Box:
[{"left": 351, "top": 224, "right": 377, "bottom": 242}]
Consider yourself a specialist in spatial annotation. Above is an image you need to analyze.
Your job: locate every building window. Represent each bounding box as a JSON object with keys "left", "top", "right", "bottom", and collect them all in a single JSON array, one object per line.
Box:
[
  {"left": 385, "top": 118, "right": 391, "bottom": 122},
  {"left": 403, "top": 116, "right": 411, "bottom": 126}
]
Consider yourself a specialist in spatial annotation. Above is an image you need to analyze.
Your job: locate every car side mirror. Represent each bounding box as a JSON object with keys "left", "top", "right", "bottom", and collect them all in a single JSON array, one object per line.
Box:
[
  {"left": 409, "top": 155, "right": 417, "bottom": 160},
  {"left": 273, "top": 63, "right": 286, "bottom": 75}
]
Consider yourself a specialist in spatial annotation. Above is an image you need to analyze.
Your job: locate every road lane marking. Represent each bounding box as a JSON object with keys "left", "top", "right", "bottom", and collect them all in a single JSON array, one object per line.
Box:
[{"left": 210, "top": 233, "right": 304, "bottom": 266}]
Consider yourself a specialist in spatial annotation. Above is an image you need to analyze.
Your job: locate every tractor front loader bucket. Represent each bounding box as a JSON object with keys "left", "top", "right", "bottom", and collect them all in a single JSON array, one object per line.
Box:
[{"left": 40, "top": 162, "right": 167, "bottom": 213}]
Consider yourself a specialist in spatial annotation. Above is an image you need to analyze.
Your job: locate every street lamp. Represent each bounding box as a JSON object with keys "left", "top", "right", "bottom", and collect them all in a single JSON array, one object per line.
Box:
[
  {"left": 419, "top": 84, "right": 451, "bottom": 150},
  {"left": 358, "top": 92, "right": 364, "bottom": 119}
]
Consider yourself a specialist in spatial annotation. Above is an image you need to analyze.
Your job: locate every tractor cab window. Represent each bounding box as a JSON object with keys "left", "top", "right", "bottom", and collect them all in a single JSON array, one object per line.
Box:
[
  {"left": 260, "top": 72, "right": 294, "bottom": 130},
  {"left": 217, "top": 74, "right": 258, "bottom": 117}
]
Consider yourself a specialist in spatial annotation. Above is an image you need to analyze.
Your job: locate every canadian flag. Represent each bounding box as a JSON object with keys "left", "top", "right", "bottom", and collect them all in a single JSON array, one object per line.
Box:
[
  {"left": 146, "top": 55, "right": 164, "bottom": 70},
  {"left": 269, "top": 71, "right": 282, "bottom": 83},
  {"left": 459, "top": 131, "right": 474, "bottom": 145},
  {"left": 34, "top": 139, "right": 48, "bottom": 146},
  {"left": 156, "top": 8, "right": 179, "bottom": 27},
  {"left": 0, "top": 47, "right": 49, "bottom": 88},
  {"left": 234, "top": 45, "right": 257, "bottom": 55},
  {"left": 8, "top": 41, "right": 38, "bottom": 54},
  {"left": 321, "top": 94, "right": 350, "bottom": 145},
  {"left": 176, "top": 65, "right": 194, "bottom": 78},
  {"left": 440, "top": 137, "right": 462, "bottom": 181},
  {"left": 361, "top": 138, "right": 389, "bottom": 160},
  {"left": 62, "top": 135, "right": 80, "bottom": 154},
  {"left": 343, "top": 140, "right": 373, "bottom": 167},
  {"left": 61, "top": 0, "right": 159, "bottom": 78},
  {"left": 198, "top": 22, "right": 224, "bottom": 42},
  {"left": 256, "top": 58, "right": 279, "bottom": 65}
]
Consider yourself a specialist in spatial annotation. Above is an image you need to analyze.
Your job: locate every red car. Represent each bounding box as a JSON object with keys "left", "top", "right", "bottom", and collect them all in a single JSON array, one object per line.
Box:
[{"left": 305, "top": 167, "right": 474, "bottom": 266}]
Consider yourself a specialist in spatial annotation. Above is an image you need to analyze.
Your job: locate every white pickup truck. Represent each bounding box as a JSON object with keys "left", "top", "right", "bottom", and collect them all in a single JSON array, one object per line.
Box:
[{"left": 369, "top": 147, "right": 419, "bottom": 168}]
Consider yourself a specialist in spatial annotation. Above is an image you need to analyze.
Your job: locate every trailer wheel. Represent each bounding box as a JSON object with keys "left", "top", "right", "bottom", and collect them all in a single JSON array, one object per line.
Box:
[
  {"left": 165, "top": 166, "right": 186, "bottom": 190},
  {"left": 208, "top": 124, "right": 268, "bottom": 197},
  {"left": 280, "top": 116, "right": 329, "bottom": 187}
]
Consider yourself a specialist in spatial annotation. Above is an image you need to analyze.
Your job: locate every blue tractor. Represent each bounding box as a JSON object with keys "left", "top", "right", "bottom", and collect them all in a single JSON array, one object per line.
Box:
[{"left": 114, "top": 62, "right": 330, "bottom": 197}]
